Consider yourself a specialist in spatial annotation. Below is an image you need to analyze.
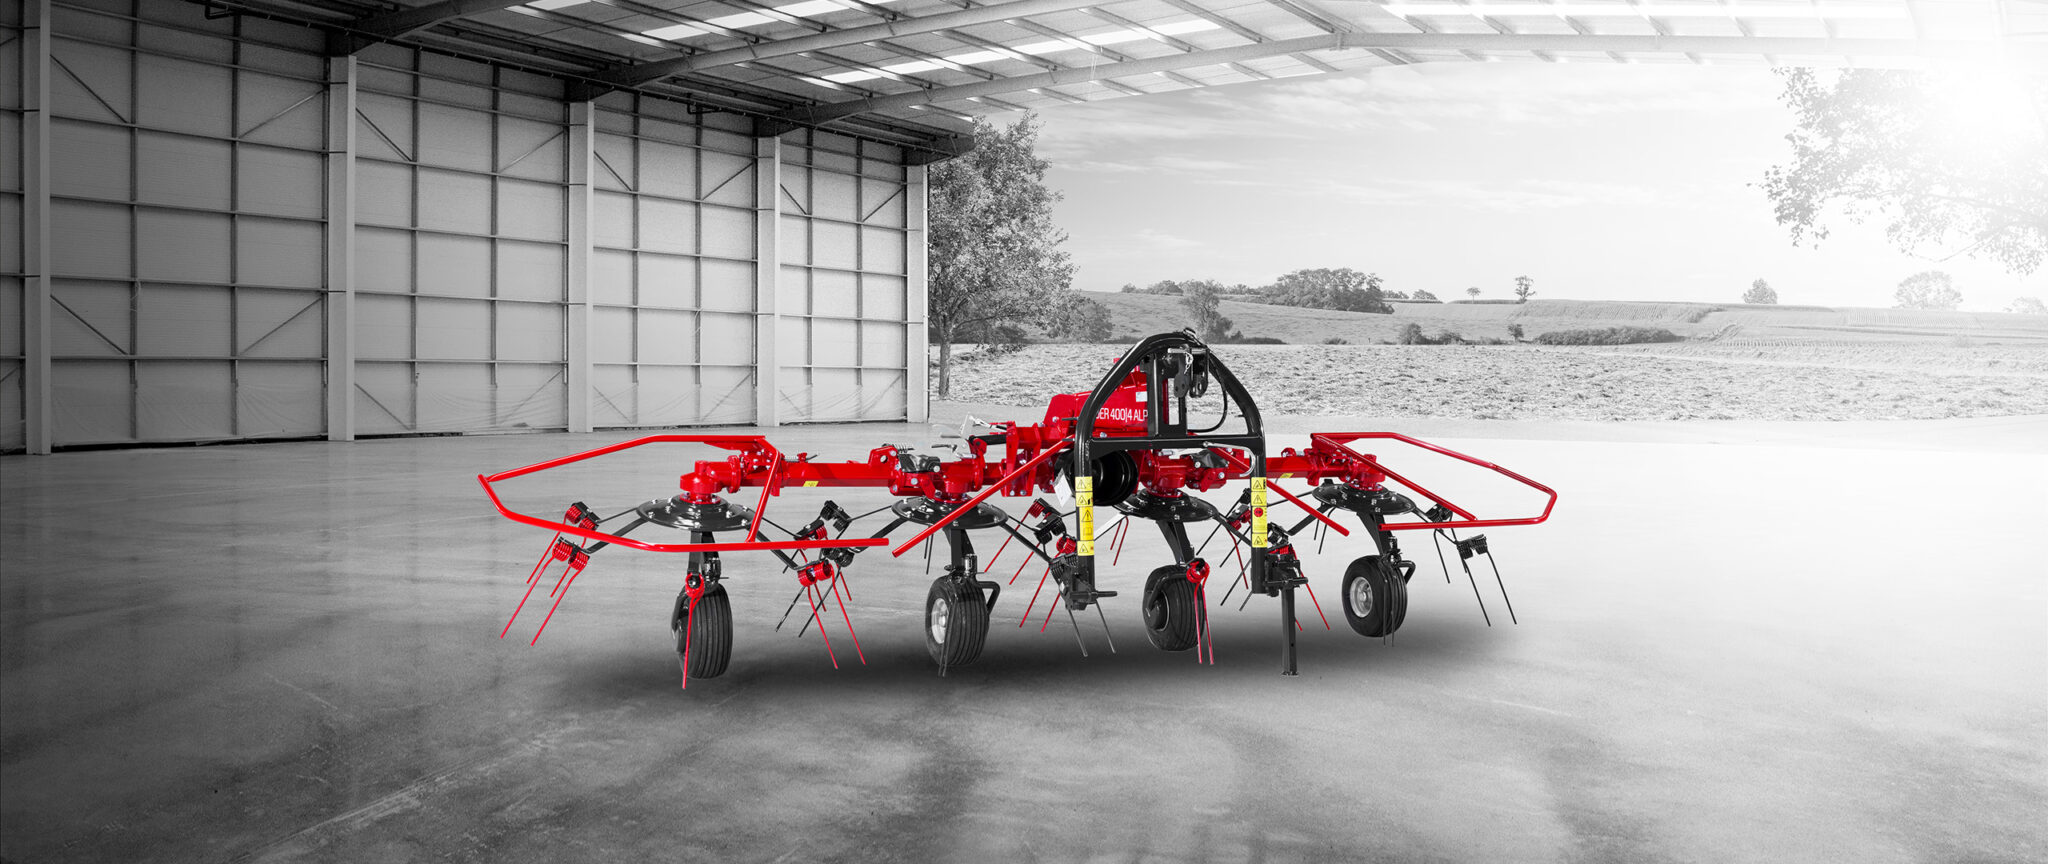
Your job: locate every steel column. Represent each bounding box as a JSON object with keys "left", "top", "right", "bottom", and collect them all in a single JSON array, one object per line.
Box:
[
  {"left": 753, "top": 135, "right": 781, "bottom": 427},
  {"left": 566, "top": 100, "right": 594, "bottom": 433},
  {"left": 22, "top": 0, "right": 51, "bottom": 455},
  {"left": 325, "top": 56, "right": 357, "bottom": 441},
  {"left": 905, "top": 163, "right": 929, "bottom": 424}
]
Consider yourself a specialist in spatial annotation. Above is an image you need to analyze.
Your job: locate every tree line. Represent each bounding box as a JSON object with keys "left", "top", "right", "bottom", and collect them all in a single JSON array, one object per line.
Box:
[{"left": 1119, "top": 270, "right": 1540, "bottom": 311}]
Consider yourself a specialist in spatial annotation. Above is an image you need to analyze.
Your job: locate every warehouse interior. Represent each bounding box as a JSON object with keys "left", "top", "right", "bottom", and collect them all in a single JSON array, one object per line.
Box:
[
  {"left": 5, "top": 1, "right": 2044, "bottom": 861},
  {"left": 8, "top": 0, "right": 2033, "bottom": 454}
]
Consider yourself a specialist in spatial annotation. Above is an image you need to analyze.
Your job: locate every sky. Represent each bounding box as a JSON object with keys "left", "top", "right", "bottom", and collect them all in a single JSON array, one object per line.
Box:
[{"left": 997, "top": 62, "right": 2042, "bottom": 311}]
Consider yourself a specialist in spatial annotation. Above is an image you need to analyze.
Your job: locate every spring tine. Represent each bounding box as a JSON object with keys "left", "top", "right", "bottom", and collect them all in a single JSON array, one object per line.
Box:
[
  {"left": 1488, "top": 555, "right": 1518, "bottom": 625},
  {"left": 1433, "top": 530, "right": 1455, "bottom": 584},
  {"left": 776, "top": 585, "right": 807, "bottom": 632},
  {"left": 501, "top": 572, "right": 544, "bottom": 639},
  {"left": 525, "top": 540, "right": 556, "bottom": 586},
  {"left": 1094, "top": 515, "right": 1125, "bottom": 543},
  {"left": 1300, "top": 573, "right": 1331, "bottom": 630},
  {"left": 830, "top": 578, "right": 866, "bottom": 664},
  {"left": 529, "top": 561, "right": 585, "bottom": 646},
  {"left": 1459, "top": 551, "right": 1493, "bottom": 627},
  {"left": 1007, "top": 552, "right": 1032, "bottom": 586},
  {"left": 548, "top": 555, "right": 576, "bottom": 598},
  {"left": 1041, "top": 590, "right": 1064, "bottom": 633},
  {"left": 1194, "top": 521, "right": 1223, "bottom": 557},
  {"left": 806, "top": 583, "right": 840, "bottom": 669},
  {"left": 985, "top": 531, "right": 1015, "bottom": 576},
  {"left": 1094, "top": 602, "right": 1116, "bottom": 654},
  {"left": 1065, "top": 603, "right": 1090, "bottom": 657},
  {"left": 1021, "top": 565, "right": 1052, "bottom": 626},
  {"left": 925, "top": 536, "right": 934, "bottom": 575}
]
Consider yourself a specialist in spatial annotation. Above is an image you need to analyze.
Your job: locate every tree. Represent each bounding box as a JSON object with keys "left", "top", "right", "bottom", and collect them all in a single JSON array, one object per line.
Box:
[
  {"left": 927, "top": 115, "right": 1074, "bottom": 398},
  {"left": 1142, "top": 279, "right": 1185, "bottom": 295},
  {"left": 1466, "top": 287, "right": 1481, "bottom": 300},
  {"left": 1412, "top": 289, "right": 1438, "bottom": 302},
  {"left": 1744, "top": 279, "right": 1779, "bottom": 305},
  {"left": 1894, "top": 270, "right": 1962, "bottom": 310},
  {"left": 2006, "top": 296, "right": 2046, "bottom": 314},
  {"left": 1513, "top": 275, "right": 1535, "bottom": 304},
  {"left": 1050, "top": 294, "right": 1115, "bottom": 342},
  {"left": 1258, "top": 268, "right": 1391, "bottom": 313},
  {"left": 1762, "top": 67, "right": 2048, "bottom": 276},
  {"left": 1179, "top": 280, "right": 1234, "bottom": 342},
  {"left": 1119, "top": 283, "right": 1138, "bottom": 294},
  {"left": 1507, "top": 323, "right": 1524, "bottom": 341}
]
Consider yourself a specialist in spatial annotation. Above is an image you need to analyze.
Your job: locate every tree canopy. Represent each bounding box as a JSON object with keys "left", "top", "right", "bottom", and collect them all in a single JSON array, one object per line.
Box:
[
  {"left": 1894, "top": 270, "right": 1962, "bottom": 310},
  {"left": 1762, "top": 67, "right": 2048, "bottom": 276},
  {"left": 1744, "top": 279, "right": 1779, "bottom": 305},
  {"left": 927, "top": 114, "right": 1074, "bottom": 397},
  {"left": 1178, "top": 280, "right": 1235, "bottom": 342},
  {"left": 1257, "top": 268, "right": 1392, "bottom": 314}
]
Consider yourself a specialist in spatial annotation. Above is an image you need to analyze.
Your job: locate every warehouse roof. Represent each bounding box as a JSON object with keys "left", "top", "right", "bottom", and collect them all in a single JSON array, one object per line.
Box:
[{"left": 220, "top": 0, "right": 2046, "bottom": 153}]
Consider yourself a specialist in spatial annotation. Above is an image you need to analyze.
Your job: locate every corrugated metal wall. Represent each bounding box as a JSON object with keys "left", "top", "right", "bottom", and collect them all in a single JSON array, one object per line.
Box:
[
  {"left": 41, "top": 0, "right": 329, "bottom": 446},
  {"left": 1, "top": 5, "right": 24, "bottom": 451},
  {"left": 349, "top": 44, "right": 570, "bottom": 435},
  {"left": 776, "top": 130, "right": 913, "bottom": 423},
  {"left": 7, "top": 0, "right": 928, "bottom": 452},
  {"left": 589, "top": 92, "right": 760, "bottom": 427}
]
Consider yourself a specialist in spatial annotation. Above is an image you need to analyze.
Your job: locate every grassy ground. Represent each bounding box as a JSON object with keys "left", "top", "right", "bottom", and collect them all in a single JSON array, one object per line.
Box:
[{"left": 957, "top": 297, "right": 2048, "bottom": 421}]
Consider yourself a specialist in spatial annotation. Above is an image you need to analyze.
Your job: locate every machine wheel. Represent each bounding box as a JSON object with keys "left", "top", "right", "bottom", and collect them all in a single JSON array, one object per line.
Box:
[
  {"left": 1341, "top": 555, "right": 1407, "bottom": 638},
  {"left": 924, "top": 577, "right": 989, "bottom": 667},
  {"left": 1140, "top": 565, "right": 1200, "bottom": 652},
  {"left": 675, "top": 583, "right": 733, "bottom": 680}
]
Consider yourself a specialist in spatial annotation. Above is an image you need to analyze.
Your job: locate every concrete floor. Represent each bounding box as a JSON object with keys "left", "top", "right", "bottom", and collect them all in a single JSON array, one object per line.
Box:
[{"left": 3, "top": 417, "right": 2044, "bottom": 863}]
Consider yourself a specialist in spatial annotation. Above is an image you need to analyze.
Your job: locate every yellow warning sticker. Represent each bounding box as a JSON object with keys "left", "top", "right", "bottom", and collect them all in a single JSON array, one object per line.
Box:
[
  {"left": 1076, "top": 475, "right": 1095, "bottom": 557},
  {"left": 1250, "top": 477, "right": 1269, "bottom": 548},
  {"left": 803, "top": 480, "right": 819, "bottom": 487}
]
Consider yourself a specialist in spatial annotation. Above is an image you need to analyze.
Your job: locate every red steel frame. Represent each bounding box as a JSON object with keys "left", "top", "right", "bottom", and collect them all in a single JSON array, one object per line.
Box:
[{"left": 479, "top": 431, "right": 1554, "bottom": 554}]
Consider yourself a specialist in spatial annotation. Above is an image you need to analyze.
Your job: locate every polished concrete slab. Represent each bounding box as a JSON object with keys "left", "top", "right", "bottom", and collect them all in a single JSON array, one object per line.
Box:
[{"left": 3, "top": 419, "right": 2044, "bottom": 863}]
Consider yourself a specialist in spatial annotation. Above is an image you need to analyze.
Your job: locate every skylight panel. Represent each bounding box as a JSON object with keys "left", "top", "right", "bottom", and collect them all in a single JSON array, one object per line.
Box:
[
  {"left": 805, "top": 18, "right": 1228, "bottom": 86},
  {"left": 525, "top": 0, "right": 586, "bottom": 10},
  {"left": 642, "top": 23, "right": 706, "bottom": 40},
  {"left": 633, "top": 0, "right": 903, "bottom": 43},
  {"left": 1381, "top": 2, "right": 1910, "bottom": 18}
]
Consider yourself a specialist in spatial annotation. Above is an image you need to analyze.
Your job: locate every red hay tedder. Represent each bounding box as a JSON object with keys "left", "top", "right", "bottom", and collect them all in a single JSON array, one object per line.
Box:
[{"left": 480, "top": 331, "right": 1557, "bottom": 687}]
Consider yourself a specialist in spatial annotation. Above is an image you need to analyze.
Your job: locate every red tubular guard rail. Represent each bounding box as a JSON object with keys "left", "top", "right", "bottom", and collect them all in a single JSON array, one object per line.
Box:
[
  {"left": 478, "top": 434, "right": 888, "bottom": 554},
  {"left": 1310, "top": 432, "right": 1557, "bottom": 532}
]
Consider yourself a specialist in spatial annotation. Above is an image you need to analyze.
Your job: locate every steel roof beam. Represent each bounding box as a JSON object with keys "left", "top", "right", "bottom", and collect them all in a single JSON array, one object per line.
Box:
[
  {"left": 588, "top": 0, "right": 1127, "bottom": 88},
  {"left": 355, "top": 0, "right": 528, "bottom": 38},
  {"left": 767, "top": 31, "right": 2028, "bottom": 126}
]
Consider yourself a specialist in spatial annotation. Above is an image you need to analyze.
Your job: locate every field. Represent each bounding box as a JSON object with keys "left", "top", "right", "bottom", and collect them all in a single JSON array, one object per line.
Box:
[{"left": 957, "top": 297, "right": 2048, "bottom": 421}]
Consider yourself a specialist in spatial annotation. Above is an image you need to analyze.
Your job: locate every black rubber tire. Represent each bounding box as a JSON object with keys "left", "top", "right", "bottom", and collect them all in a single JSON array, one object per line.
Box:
[
  {"left": 1141, "top": 565, "right": 1200, "bottom": 652},
  {"left": 1340, "top": 555, "right": 1407, "bottom": 638},
  {"left": 675, "top": 584, "right": 733, "bottom": 680},
  {"left": 924, "top": 577, "right": 990, "bottom": 668}
]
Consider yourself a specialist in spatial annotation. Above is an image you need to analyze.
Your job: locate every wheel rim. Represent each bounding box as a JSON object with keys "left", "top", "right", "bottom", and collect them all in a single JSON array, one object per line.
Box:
[
  {"left": 929, "top": 595, "right": 950, "bottom": 645},
  {"left": 1349, "top": 575, "right": 1374, "bottom": 618}
]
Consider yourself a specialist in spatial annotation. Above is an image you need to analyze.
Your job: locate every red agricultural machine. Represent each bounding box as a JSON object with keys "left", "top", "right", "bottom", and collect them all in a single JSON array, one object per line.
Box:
[{"left": 481, "top": 331, "right": 1556, "bottom": 686}]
